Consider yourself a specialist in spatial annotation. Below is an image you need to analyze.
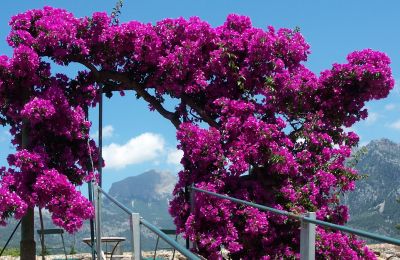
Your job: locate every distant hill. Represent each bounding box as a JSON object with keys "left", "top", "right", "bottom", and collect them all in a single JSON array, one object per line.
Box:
[
  {"left": 344, "top": 138, "right": 400, "bottom": 240},
  {"left": 109, "top": 169, "right": 177, "bottom": 203},
  {"left": 103, "top": 170, "right": 178, "bottom": 250}
]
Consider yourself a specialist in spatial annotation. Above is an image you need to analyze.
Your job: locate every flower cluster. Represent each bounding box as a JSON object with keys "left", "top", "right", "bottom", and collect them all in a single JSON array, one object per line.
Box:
[
  {"left": 0, "top": 17, "right": 100, "bottom": 232},
  {"left": 0, "top": 168, "right": 27, "bottom": 225},
  {"left": 0, "top": 7, "right": 395, "bottom": 259}
]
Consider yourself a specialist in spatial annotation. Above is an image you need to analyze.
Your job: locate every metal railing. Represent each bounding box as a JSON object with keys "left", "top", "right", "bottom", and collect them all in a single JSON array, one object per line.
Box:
[
  {"left": 0, "top": 219, "right": 22, "bottom": 256},
  {"left": 190, "top": 186, "right": 400, "bottom": 260},
  {"left": 94, "top": 185, "right": 200, "bottom": 260},
  {"left": 91, "top": 183, "right": 400, "bottom": 260}
]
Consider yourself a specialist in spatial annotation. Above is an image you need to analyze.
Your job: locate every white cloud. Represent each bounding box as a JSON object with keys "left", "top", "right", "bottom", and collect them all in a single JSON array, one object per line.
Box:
[
  {"left": 385, "top": 104, "right": 396, "bottom": 111},
  {"left": 103, "top": 133, "right": 165, "bottom": 169},
  {"left": 102, "top": 125, "right": 114, "bottom": 138},
  {"left": 167, "top": 149, "right": 183, "bottom": 165},
  {"left": 365, "top": 112, "right": 379, "bottom": 125},
  {"left": 91, "top": 125, "right": 115, "bottom": 139},
  {"left": 389, "top": 120, "right": 400, "bottom": 130},
  {"left": 343, "top": 126, "right": 356, "bottom": 133}
]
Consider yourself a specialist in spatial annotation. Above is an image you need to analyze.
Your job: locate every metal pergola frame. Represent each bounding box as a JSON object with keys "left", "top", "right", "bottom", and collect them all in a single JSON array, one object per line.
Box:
[
  {"left": 88, "top": 85, "right": 196, "bottom": 259},
  {"left": 88, "top": 86, "right": 103, "bottom": 260}
]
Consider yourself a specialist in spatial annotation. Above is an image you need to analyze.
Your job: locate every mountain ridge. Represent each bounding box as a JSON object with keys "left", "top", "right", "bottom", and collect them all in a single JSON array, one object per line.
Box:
[
  {"left": 345, "top": 138, "right": 400, "bottom": 239},
  {"left": 108, "top": 169, "right": 177, "bottom": 202}
]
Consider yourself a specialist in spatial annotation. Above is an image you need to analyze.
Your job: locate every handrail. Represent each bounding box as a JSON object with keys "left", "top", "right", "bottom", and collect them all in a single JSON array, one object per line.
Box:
[
  {"left": 303, "top": 216, "right": 400, "bottom": 246},
  {"left": 191, "top": 187, "right": 302, "bottom": 220},
  {"left": 191, "top": 186, "right": 400, "bottom": 246},
  {"left": 97, "top": 186, "right": 132, "bottom": 215},
  {"left": 141, "top": 218, "right": 201, "bottom": 260},
  {"left": 0, "top": 219, "right": 22, "bottom": 256},
  {"left": 96, "top": 186, "right": 201, "bottom": 260}
]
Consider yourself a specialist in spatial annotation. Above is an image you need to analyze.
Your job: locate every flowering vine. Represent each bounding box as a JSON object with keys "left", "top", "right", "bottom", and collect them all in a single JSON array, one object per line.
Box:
[{"left": 0, "top": 7, "right": 394, "bottom": 259}]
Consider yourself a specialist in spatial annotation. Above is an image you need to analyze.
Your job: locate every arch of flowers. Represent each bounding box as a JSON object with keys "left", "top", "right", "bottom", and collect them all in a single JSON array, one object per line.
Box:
[{"left": 0, "top": 7, "right": 394, "bottom": 259}]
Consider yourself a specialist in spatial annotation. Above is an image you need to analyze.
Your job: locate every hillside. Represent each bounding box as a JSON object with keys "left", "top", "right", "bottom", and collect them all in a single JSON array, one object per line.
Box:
[
  {"left": 344, "top": 139, "right": 400, "bottom": 240},
  {"left": 103, "top": 170, "right": 178, "bottom": 250}
]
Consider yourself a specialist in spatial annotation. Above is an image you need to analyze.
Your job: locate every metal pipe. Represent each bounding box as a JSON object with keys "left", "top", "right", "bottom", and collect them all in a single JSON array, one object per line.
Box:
[
  {"left": 38, "top": 208, "right": 45, "bottom": 260},
  {"left": 98, "top": 186, "right": 200, "bottom": 259},
  {"left": 191, "top": 187, "right": 301, "bottom": 220},
  {"left": 140, "top": 219, "right": 201, "bottom": 260},
  {"left": 98, "top": 87, "right": 103, "bottom": 187},
  {"left": 88, "top": 181, "right": 96, "bottom": 259},
  {"left": 84, "top": 107, "right": 96, "bottom": 260},
  {"left": 190, "top": 184, "right": 195, "bottom": 216},
  {"left": 97, "top": 90, "right": 103, "bottom": 258},
  {"left": 302, "top": 216, "right": 400, "bottom": 246},
  {"left": 185, "top": 186, "right": 190, "bottom": 250},
  {"left": 97, "top": 186, "right": 132, "bottom": 215},
  {"left": 94, "top": 185, "right": 102, "bottom": 259},
  {"left": 192, "top": 187, "right": 400, "bottom": 246},
  {"left": 189, "top": 184, "right": 195, "bottom": 250},
  {"left": 0, "top": 219, "right": 22, "bottom": 256}
]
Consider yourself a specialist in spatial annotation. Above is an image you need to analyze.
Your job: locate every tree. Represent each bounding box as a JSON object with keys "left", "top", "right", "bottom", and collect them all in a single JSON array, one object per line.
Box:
[{"left": 0, "top": 7, "right": 394, "bottom": 259}]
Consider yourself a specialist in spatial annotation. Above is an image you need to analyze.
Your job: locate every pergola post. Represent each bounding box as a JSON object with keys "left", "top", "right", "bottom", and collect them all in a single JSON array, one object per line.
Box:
[{"left": 20, "top": 119, "right": 36, "bottom": 260}]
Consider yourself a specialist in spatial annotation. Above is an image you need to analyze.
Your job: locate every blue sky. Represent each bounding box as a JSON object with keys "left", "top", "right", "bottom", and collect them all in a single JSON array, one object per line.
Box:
[{"left": 0, "top": 1, "right": 399, "bottom": 191}]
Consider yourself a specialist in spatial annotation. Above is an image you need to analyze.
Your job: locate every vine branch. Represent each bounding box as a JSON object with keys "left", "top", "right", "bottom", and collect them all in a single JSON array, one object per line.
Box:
[
  {"left": 76, "top": 59, "right": 182, "bottom": 129},
  {"left": 76, "top": 59, "right": 219, "bottom": 129}
]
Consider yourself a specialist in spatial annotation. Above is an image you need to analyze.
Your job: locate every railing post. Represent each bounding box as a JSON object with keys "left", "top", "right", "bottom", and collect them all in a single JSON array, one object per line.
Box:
[
  {"left": 130, "top": 213, "right": 141, "bottom": 260},
  {"left": 88, "top": 181, "right": 96, "bottom": 260},
  {"left": 190, "top": 185, "right": 195, "bottom": 216},
  {"left": 94, "top": 185, "right": 102, "bottom": 259},
  {"left": 300, "top": 212, "right": 316, "bottom": 260},
  {"left": 189, "top": 184, "right": 196, "bottom": 250},
  {"left": 185, "top": 185, "right": 190, "bottom": 249}
]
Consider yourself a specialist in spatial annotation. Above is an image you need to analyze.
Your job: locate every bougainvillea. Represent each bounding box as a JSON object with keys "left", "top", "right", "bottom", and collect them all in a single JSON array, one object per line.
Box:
[
  {"left": 0, "top": 17, "right": 100, "bottom": 232},
  {"left": 0, "top": 7, "right": 394, "bottom": 259}
]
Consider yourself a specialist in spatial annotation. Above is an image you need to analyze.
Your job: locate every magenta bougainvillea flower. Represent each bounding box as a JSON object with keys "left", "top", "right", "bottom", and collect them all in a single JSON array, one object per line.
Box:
[{"left": 0, "top": 7, "right": 394, "bottom": 259}]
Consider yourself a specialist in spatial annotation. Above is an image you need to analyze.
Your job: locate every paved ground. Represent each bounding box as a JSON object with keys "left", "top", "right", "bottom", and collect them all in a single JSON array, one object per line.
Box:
[
  {"left": 0, "top": 250, "right": 186, "bottom": 260},
  {"left": 369, "top": 244, "right": 400, "bottom": 260},
  {"left": 2, "top": 244, "right": 400, "bottom": 259}
]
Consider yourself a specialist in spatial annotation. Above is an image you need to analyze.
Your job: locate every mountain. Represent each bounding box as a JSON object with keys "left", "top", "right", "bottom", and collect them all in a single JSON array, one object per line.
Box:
[
  {"left": 109, "top": 170, "right": 177, "bottom": 203},
  {"left": 102, "top": 170, "right": 178, "bottom": 250},
  {"left": 344, "top": 138, "right": 400, "bottom": 240},
  {"left": 105, "top": 169, "right": 177, "bottom": 231}
]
